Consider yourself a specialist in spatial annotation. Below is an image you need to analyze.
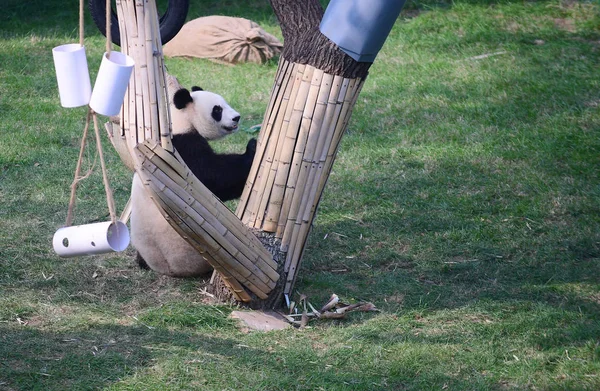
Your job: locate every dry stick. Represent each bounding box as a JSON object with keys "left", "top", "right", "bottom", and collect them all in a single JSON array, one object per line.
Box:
[
  {"left": 65, "top": 109, "right": 93, "bottom": 227},
  {"left": 236, "top": 57, "right": 290, "bottom": 218},
  {"left": 263, "top": 65, "right": 315, "bottom": 232},
  {"left": 241, "top": 60, "right": 296, "bottom": 226},
  {"left": 275, "top": 68, "right": 323, "bottom": 238},
  {"left": 254, "top": 63, "right": 305, "bottom": 229},
  {"left": 280, "top": 73, "right": 336, "bottom": 253}
]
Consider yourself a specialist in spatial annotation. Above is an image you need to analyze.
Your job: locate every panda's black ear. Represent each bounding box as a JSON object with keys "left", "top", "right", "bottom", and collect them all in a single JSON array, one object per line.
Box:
[
  {"left": 191, "top": 86, "right": 203, "bottom": 92},
  {"left": 173, "top": 88, "right": 193, "bottom": 110}
]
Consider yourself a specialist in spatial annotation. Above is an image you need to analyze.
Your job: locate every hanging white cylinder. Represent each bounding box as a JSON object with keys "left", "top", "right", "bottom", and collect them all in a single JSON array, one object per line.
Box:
[
  {"left": 53, "top": 221, "right": 130, "bottom": 258},
  {"left": 89, "top": 52, "right": 135, "bottom": 116},
  {"left": 52, "top": 44, "right": 92, "bottom": 108}
]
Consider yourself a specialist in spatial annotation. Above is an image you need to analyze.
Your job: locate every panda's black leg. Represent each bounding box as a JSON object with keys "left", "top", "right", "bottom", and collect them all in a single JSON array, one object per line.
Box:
[{"left": 135, "top": 252, "right": 150, "bottom": 270}]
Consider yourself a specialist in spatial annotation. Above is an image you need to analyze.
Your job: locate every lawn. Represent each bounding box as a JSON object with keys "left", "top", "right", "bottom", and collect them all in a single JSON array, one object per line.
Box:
[{"left": 1, "top": 0, "right": 599, "bottom": 390}]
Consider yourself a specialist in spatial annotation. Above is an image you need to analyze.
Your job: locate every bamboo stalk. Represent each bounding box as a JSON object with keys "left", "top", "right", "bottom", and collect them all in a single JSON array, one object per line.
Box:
[
  {"left": 116, "top": 0, "right": 127, "bottom": 138},
  {"left": 284, "top": 78, "right": 365, "bottom": 296},
  {"left": 143, "top": 143, "right": 279, "bottom": 269},
  {"left": 253, "top": 63, "right": 305, "bottom": 229},
  {"left": 275, "top": 68, "right": 324, "bottom": 238},
  {"left": 148, "top": 163, "right": 278, "bottom": 284},
  {"left": 285, "top": 76, "right": 348, "bottom": 272},
  {"left": 241, "top": 61, "right": 298, "bottom": 226},
  {"left": 280, "top": 72, "right": 336, "bottom": 252},
  {"left": 263, "top": 65, "right": 315, "bottom": 232},
  {"left": 143, "top": 1, "right": 159, "bottom": 143},
  {"left": 148, "top": 0, "right": 172, "bottom": 152},
  {"left": 135, "top": 0, "right": 152, "bottom": 141},
  {"left": 120, "top": 0, "right": 138, "bottom": 149}
]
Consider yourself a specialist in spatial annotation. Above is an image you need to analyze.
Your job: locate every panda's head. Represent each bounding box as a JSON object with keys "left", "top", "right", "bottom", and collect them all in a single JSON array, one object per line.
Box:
[{"left": 172, "top": 86, "right": 241, "bottom": 140}]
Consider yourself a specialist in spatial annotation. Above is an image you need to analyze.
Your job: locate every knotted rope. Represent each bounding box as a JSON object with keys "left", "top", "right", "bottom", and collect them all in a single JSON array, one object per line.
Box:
[{"left": 65, "top": 0, "right": 117, "bottom": 227}]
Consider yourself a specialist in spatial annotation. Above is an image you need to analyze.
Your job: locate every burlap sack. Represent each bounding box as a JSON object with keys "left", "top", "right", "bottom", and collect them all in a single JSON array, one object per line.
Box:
[{"left": 163, "top": 16, "right": 283, "bottom": 64}]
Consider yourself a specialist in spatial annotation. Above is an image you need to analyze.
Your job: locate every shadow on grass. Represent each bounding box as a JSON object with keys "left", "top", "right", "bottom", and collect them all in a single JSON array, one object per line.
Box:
[{"left": 0, "top": 320, "right": 539, "bottom": 390}]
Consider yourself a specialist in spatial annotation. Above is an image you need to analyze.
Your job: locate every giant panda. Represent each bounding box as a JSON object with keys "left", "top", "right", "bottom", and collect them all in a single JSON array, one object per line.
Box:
[{"left": 130, "top": 86, "right": 256, "bottom": 277}]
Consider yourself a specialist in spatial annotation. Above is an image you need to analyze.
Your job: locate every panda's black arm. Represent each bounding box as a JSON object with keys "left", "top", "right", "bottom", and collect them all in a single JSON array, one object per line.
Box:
[{"left": 172, "top": 134, "right": 255, "bottom": 202}]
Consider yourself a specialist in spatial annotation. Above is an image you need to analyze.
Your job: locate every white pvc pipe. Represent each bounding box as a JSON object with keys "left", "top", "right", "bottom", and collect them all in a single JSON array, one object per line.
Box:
[
  {"left": 53, "top": 221, "right": 130, "bottom": 258},
  {"left": 52, "top": 44, "right": 92, "bottom": 108},
  {"left": 89, "top": 52, "right": 135, "bottom": 116}
]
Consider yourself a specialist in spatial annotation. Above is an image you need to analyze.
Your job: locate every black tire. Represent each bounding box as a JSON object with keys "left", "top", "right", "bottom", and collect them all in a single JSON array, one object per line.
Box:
[{"left": 89, "top": 0, "right": 189, "bottom": 47}]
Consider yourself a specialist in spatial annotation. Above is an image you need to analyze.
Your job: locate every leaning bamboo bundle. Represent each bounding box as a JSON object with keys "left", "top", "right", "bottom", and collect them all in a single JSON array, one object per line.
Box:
[
  {"left": 236, "top": 57, "right": 365, "bottom": 295},
  {"left": 134, "top": 140, "right": 280, "bottom": 301},
  {"left": 104, "top": 0, "right": 279, "bottom": 301}
]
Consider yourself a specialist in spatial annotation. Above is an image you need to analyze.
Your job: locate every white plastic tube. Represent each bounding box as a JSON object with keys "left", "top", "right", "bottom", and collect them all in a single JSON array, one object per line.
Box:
[
  {"left": 89, "top": 52, "right": 135, "bottom": 116},
  {"left": 53, "top": 221, "right": 130, "bottom": 258},
  {"left": 52, "top": 44, "right": 92, "bottom": 108}
]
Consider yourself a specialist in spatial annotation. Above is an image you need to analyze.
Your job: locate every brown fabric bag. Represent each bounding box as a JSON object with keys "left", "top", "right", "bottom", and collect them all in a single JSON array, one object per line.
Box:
[{"left": 163, "top": 16, "right": 283, "bottom": 64}]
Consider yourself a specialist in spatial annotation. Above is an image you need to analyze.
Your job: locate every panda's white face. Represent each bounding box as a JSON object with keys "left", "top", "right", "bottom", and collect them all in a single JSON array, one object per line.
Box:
[{"left": 172, "top": 87, "right": 241, "bottom": 140}]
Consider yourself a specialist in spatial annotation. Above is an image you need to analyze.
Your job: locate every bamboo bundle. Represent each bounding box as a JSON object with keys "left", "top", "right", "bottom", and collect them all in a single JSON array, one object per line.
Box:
[
  {"left": 236, "top": 57, "right": 365, "bottom": 296},
  {"left": 114, "top": 0, "right": 171, "bottom": 156},
  {"left": 134, "top": 140, "right": 279, "bottom": 300},
  {"left": 106, "top": 0, "right": 278, "bottom": 301}
]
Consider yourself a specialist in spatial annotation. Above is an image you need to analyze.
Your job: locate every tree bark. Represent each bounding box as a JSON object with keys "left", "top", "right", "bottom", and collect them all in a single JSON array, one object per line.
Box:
[{"left": 269, "top": 0, "right": 372, "bottom": 79}]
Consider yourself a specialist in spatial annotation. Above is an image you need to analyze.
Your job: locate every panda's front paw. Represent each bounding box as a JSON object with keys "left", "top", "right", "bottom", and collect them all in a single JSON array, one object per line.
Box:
[{"left": 246, "top": 138, "right": 257, "bottom": 156}]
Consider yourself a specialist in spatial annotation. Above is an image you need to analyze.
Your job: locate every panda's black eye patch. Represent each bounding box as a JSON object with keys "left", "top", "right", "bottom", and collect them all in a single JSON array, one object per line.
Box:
[{"left": 211, "top": 105, "right": 223, "bottom": 122}]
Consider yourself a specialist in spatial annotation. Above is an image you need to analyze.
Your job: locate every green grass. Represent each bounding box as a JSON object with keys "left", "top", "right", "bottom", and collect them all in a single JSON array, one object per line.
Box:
[{"left": 1, "top": 0, "right": 600, "bottom": 389}]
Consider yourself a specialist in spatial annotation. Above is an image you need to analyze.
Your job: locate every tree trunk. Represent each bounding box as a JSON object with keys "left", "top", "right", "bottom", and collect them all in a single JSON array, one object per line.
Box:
[{"left": 211, "top": 0, "right": 371, "bottom": 306}]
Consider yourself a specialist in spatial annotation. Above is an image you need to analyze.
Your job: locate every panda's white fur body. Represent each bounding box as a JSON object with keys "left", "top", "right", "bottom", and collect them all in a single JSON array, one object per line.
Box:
[{"left": 130, "top": 86, "right": 253, "bottom": 277}]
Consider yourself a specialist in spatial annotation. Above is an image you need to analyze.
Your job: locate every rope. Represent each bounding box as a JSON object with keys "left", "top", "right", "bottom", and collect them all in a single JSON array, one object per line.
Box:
[
  {"left": 93, "top": 112, "right": 118, "bottom": 224},
  {"left": 65, "top": 108, "right": 93, "bottom": 227},
  {"left": 105, "top": 0, "right": 112, "bottom": 58},
  {"left": 79, "top": 0, "right": 85, "bottom": 46}
]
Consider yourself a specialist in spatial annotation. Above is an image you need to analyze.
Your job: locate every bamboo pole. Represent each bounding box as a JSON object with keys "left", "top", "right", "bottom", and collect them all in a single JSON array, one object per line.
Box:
[
  {"left": 235, "top": 58, "right": 291, "bottom": 218},
  {"left": 280, "top": 73, "right": 338, "bottom": 252},
  {"left": 253, "top": 63, "right": 306, "bottom": 229},
  {"left": 282, "top": 78, "right": 365, "bottom": 295},
  {"left": 263, "top": 65, "right": 316, "bottom": 232},
  {"left": 240, "top": 61, "right": 297, "bottom": 226},
  {"left": 143, "top": 1, "right": 159, "bottom": 143},
  {"left": 275, "top": 68, "right": 324, "bottom": 238}
]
